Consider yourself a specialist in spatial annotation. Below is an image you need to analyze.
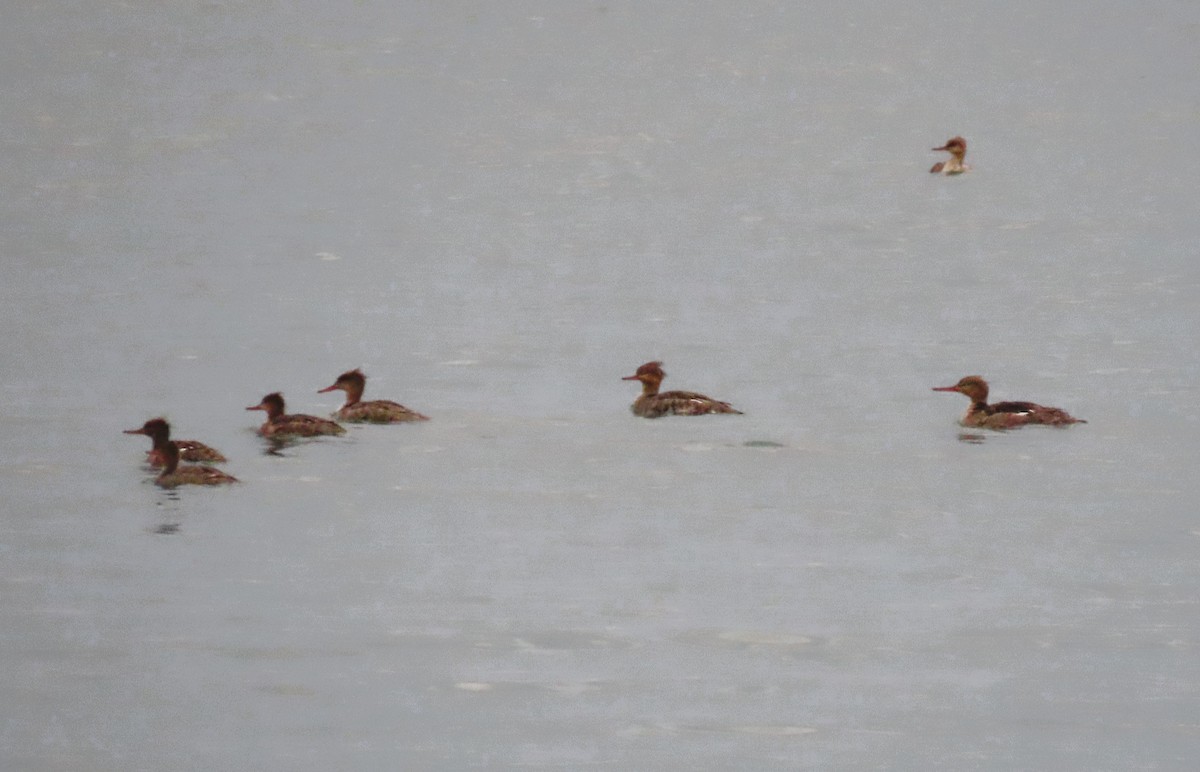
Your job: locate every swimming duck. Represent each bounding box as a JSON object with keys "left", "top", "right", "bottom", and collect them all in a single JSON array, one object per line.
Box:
[
  {"left": 932, "top": 375, "right": 1085, "bottom": 429},
  {"left": 246, "top": 392, "right": 346, "bottom": 438},
  {"left": 317, "top": 368, "right": 429, "bottom": 423},
  {"left": 930, "top": 136, "right": 970, "bottom": 175},
  {"left": 622, "top": 361, "right": 742, "bottom": 418},
  {"left": 124, "top": 417, "right": 226, "bottom": 466},
  {"left": 154, "top": 440, "right": 238, "bottom": 488}
]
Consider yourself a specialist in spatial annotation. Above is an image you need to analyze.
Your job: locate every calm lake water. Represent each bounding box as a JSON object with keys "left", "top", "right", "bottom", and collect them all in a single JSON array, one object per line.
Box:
[{"left": 3, "top": 2, "right": 1199, "bottom": 769}]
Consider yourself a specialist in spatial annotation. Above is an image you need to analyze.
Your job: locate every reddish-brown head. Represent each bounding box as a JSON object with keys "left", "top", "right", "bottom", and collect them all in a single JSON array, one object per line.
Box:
[
  {"left": 246, "top": 392, "right": 286, "bottom": 417},
  {"left": 318, "top": 368, "right": 365, "bottom": 394},
  {"left": 622, "top": 361, "right": 665, "bottom": 383},
  {"left": 124, "top": 417, "right": 171, "bottom": 440},
  {"left": 932, "top": 375, "right": 989, "bottom": 403},
  {"left": 932, "top": 136, "right": 967, "bottom": 157}
]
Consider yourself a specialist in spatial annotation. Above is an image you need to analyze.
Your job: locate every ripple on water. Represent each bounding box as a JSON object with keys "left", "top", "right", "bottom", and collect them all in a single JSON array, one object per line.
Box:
[
  {"left": 621, "top": 722, "right": 818, "bottom": 738},
  {"left": 453, "top": 680, "right": 607, "bottom": 696},
  {"left": 510, "top": 631, "right": 636, "bottom": 651},
  {"left": 728, "top": 725, "right": 818, "bottom": 736},
  {"left": 258, "top": 683, "right": 316, "bottom": 697},
  {"left": 454, "top": 682, "right": 493, "bottom": 692},
  {"left": 675, "top": 628, "right": 817, "bottom": 650},
  {"left": 742, "top": 440, "right": 787, "bottom": 449}
]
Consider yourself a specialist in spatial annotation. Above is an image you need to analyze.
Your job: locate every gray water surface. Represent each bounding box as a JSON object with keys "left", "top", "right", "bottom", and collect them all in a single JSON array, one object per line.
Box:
[{"left": 3, "top": 2, "right": 1199, "bottom": 769}]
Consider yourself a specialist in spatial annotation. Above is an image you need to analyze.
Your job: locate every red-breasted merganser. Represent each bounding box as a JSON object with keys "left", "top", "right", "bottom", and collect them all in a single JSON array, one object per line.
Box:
[
  {"left": 154, "top": 440, "right": 238, "bottom": 488},
  {"left": 124, "top": 417, "right": 226, "bottom": 466},
  {"left": 317, "top": 368, "right": 429, "bottom": 423},
  {"left": 622, "top": 361, "right": 743, "bottom": 418},
  {"left": 246, "top": 392, "right": 346, "bottom": 438},
  {"left": 930, "top": 136, "right": 970, "bottom": 175},
  {"left": 932, "top": 375, "right": 1086, "bottom": 429}
]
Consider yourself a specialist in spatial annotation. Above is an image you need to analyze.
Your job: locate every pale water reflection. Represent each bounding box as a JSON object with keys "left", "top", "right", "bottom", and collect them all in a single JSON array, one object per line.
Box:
[{"left": 2, "top": 1, "right": 1199, "bottom": 769}]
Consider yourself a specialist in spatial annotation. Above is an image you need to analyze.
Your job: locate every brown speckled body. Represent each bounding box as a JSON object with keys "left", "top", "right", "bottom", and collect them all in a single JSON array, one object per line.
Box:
[
  {"left": 930, "top": 136, "right": 970, "bottom": 175},
  {"left": 246, "top": 392, "right": 346, "bottom": 437},
  {"left": 155, "top": 441, "right": 238, "bottom": 488},
  {"left": 932, "top": 376, "right": 1085, "bottom": 429},
  {"left": 124, "top": 418, "right": 226, "bottom": 466},
  {"left": 318, "top": 369, "right": 429, "bottom": 423},
  {"left": 622, "top": 361, "right": 742, "bottom": 418}
]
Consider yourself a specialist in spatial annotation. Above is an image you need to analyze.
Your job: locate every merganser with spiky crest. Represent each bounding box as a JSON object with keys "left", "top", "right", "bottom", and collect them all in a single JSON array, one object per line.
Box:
[
  {"left": 246, "top": 392, "right": 346, "bottom": 438},
  {"left": 124, "top": 418, "right": 226, "bottom": 467},
  {"left": 932, "top": 375, "right": 1085, "bottom": 429},
  {"left": 622, "top": 361, "right": 742, "bottom": 418},
  {"left": 930, "top": 136, "right": 970, "bottom": 175},
  {"left": 317, "top": 368, "right": 429, "bottom": 423},
  {"left": 154, "top": 440, "right": 238, "bottom": 488}
]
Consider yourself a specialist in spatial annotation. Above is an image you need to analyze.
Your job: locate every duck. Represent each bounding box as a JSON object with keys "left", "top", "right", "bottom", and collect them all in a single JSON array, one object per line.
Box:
[
  {"left": 154, "top": 440, "right": 238, "bottom": 488},
  {"left": 245, "top": 392, "right": 346, "bottom": 438},
  {"left": 124, "top": 417, "right": 226, "bottom": 467},
  {"left": 317, "top": 368, "right": 429, "bottom": 423},
  {"left": 932, "top": 375, "right": 1086, "bottom": 429},
  {"left": 622, "top": 361, "right": 742, "bottom": 418},
  {"left": 930, "top": 136, "right": 970, "bottom": 175}
]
